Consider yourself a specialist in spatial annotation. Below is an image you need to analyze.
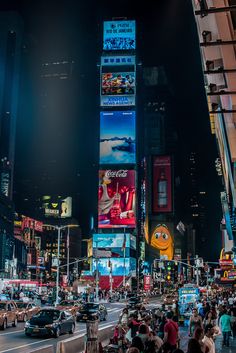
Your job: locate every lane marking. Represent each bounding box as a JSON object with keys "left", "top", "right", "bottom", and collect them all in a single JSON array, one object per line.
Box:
[
  {"left": 0, "top": 319, "right": 119, "bottom": 352},
  {"left": 0, "top": 330, "right": 24, "bottom": 336},
  {"left": 0, "top": 338, "right": 53, "bottom": 353}
]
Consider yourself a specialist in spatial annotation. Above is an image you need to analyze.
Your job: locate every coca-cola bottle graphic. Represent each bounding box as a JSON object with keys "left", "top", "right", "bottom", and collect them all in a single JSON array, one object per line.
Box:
[
  {"left": 110, "top": 182, "right": 121, "bottom": 221},
  {"left": 157, "top": 168, "right": 168, "bottom": 208}
]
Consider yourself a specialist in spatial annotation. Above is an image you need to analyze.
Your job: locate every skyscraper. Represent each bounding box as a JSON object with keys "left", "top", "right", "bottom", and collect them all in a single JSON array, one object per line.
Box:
[{"left": 0, "top": 12, "right": 23, "bottom": 273}]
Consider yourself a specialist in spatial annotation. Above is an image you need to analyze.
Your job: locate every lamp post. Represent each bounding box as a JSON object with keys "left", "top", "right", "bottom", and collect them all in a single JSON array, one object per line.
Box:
[
  {"left": 94, "top": 239, "right": 104, "bottom": 303},
  {"left": 43, "top": 224, "right": 79, "bottom": 306}
]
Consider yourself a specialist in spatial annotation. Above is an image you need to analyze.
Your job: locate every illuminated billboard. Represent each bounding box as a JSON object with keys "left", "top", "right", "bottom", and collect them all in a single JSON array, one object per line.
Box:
[
  {"left": 98, "top": 169, "right": 136, "bottom": 228},
  {"left": 150, "top": 224, "right": 174, "bottom": 260},
  {"left": 101, "top": 72, "right": 135, "bottom": 96},
  {"left": 152, "top": 156, "right": 172, "bottom": 213},
  {"left": 100, "top": 111, "right": 136, "bottom": 165},
  {"left": 101, "top": 95, "right": 135, "bottom": 107},
  {"left": 93, "top": 233, "right": 136, "bottom": 249},
  {"left": 92, "top": 257, "right": 136, "bottom": 276},
  {"left": 101, "top": 72, "right": 135, "bottom": 107},
  {"left": 42, "top": 196, "right": 72, "bottom": 218},
  {"left": 103, "top": 20, "right": 136, "bottom": 51},
  {"left": 101, "top": 55, "right": 135, "bottom": 66}
]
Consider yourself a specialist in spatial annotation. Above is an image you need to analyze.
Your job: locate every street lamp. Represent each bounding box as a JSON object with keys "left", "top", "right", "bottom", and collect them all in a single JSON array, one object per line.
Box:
[{"left": 43, "top": 223, "right": 79, "bottom": 306}]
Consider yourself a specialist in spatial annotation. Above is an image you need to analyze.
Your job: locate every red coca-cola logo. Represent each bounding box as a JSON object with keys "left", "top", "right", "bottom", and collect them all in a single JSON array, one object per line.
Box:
[{"left": 105, "top": 170, "right": 128, "bottom": 178}]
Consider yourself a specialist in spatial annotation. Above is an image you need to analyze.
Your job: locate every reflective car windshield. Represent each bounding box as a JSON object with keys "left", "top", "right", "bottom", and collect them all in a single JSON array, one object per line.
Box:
[
  {"left": 16, "top": 303, "right": 28, "bottom": 308},
  {"left": 36, "top": 310, "right": 60, "bottom": 320},
  {"left": 0, "top": 303, "right": 6, "bottom": 310},
  {"left": 81, "top": 304, "right": 99, "bottom": 310}
]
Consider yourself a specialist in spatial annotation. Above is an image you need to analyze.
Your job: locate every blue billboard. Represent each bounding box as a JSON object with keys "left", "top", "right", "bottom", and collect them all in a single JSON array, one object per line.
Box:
[
  {"left": 103, "top": 20, "right": 136, "bottom": 51},
  {"left": 92, "top": 257, "right": 136, "bottom": 276},
  {"left": 93, "top": 233, "right": 136, "bottom": 250},
  {"left": 101, "top": 95, "right": 135, "bottom": 107},
  {"left": 100, "top": 111, "right": 136, "bottom": 165},
  {"left": 101, "top": 56, "right": 135, "bottom": 66}
]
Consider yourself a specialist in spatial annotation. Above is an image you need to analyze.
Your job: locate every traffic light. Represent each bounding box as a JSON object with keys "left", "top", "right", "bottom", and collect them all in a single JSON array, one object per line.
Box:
[{"left": 166, "top": 261, "right": 172, "bottom": 281}]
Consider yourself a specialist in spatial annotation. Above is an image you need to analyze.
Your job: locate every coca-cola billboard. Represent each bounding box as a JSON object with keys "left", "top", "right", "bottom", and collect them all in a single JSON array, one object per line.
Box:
[{"left": 98, "top": 169, "right": 136, "bottom": 228}]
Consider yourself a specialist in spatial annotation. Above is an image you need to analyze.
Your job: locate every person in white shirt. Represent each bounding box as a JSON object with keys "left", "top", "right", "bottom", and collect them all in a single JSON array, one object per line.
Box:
[
  {"left": 228, "top": 296, "right": 234, "bottom": 306},
  {"left": 202, "top": 324, "right": 215, "bottom": 353}
]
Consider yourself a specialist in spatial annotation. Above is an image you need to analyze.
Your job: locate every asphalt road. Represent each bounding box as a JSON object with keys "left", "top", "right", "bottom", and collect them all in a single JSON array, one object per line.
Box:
[{"left": 0, "top": 302, "right": 126, "bottom": 353}]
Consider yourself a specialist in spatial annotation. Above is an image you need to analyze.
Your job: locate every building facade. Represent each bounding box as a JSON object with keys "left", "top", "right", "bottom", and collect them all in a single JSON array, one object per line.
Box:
[
  {"left": 0, "top": 13, "right": 23, "bottom": 274},
  {"left": 192, "top": 0, "right": 236, "bottom": 254}
]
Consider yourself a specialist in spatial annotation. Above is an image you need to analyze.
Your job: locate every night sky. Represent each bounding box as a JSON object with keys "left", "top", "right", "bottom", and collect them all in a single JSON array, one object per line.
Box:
[{"left": 0, "top": 0, "right": 222, "bottom": 260}]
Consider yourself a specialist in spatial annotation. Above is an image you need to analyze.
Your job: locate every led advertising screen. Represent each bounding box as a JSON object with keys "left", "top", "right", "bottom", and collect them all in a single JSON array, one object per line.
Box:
[
  {"left": 92, "top": 257, "right": 136, "bottom": 276},
  {"left": 101, "top": 72, "right": 135, "bottom": 107},
  {"left": 152, "top": 156, "right": 172, "bottom": 213},
  {"left": 100, "top": 111, "right": 136, "bottom": 165},
  {"left": 101, "top": 95, "right": 135, "bottom": 107},
  {"left": 98, "top": 169, "right": 136, "bottom": 228},
  {"left": 101, "top": 55, "right": 135, "bottom": 66},
  {"left": 93, "top": 233, "right": 131, "bottom": 249},
  {"left": 103, "top": 20, "right": 136, "bottom": 51},
  {"left": 101, "top": 72, "right": 135, "bottom": 96},
  {"left": 42, "top": 196, "right": 72, "bottom": 218}
]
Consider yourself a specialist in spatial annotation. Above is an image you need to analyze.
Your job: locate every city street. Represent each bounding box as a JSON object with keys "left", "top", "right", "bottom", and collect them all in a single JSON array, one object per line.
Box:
[{"left": 0, "top": 302, "right": 125, "bottom": 353}]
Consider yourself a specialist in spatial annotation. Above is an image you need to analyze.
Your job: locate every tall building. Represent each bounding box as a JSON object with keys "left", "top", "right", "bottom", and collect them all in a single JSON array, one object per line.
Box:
[
  {"left": 192, "top": 0, "right": 236, "bottom": 255},
  {"left": 0, "top": 12, "right": 23, "bottom": 274},
  {"left": 81, "top": 19, "right": 138, "bottom": 290},
  {"left": 141, "top": 66, "right": 182, "bottom": 266},
  {"left": 185, "top": 152, "right": 208, "bottom": 256},
  {"left": 14, "top": 58, "right": 76, "bottom": 215}
]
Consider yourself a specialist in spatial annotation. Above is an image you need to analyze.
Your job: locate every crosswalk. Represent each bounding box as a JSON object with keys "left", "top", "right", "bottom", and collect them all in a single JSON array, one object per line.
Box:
[{"left": 107, "top": 308, "right": 123, "bottom": 314}]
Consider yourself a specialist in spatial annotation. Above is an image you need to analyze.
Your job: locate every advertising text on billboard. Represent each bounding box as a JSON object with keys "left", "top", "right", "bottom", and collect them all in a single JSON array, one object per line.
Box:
[
  {"left": 101, "top": 55, "right": 135, "bottom": 66},
  {"left": 103, "top": 20, "right": 136, "bottom": 51},
  {"left": 42, "top": 196, "right": 72, "bottom": 218}
]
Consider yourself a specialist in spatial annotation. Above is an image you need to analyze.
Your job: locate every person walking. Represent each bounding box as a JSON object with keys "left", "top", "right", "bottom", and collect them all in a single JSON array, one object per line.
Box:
[
  {"left": 189, "top": 308, "right": 203, "bottom": 337},
  {"left": 220, "top": 309, "right": 232, "bottom": 347},
  {"left": 163, "top": 311, "right": 179, "bottom": 352},
  {"left": 202, "top": 324, "right": 215, "bottom": 353}
]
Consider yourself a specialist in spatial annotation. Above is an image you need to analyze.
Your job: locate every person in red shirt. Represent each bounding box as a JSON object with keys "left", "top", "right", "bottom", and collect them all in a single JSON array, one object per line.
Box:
[{"left": 163, "top": 311, "right": 179, "bottom": 352}]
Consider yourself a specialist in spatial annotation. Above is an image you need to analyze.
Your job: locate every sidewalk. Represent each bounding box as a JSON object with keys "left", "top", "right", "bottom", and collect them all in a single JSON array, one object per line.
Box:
[{"left": 179, "top": 327, "right": 236, "bottom": 352}]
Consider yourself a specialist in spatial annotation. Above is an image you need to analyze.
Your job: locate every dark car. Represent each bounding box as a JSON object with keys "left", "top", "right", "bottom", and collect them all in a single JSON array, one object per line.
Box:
[
  {"left": 76, "top": 303, "right": 107, "bottom": 322},
  {"left": 127, "top": 296, "right": 143, "bottom": 310},
  {"left": 24, "top": 308, "right": 75, "bottom": 337}
]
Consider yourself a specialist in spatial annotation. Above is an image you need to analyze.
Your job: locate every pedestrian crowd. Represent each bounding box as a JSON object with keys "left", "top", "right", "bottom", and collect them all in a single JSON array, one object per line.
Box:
[{"left": 104, "top": 289, "right": 236, "bottom": 353}]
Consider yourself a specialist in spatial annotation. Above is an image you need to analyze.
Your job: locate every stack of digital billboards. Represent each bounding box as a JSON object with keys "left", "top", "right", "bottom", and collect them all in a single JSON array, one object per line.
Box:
[{"left": 95, "top": 20, "right": 137, "bottom": 287}]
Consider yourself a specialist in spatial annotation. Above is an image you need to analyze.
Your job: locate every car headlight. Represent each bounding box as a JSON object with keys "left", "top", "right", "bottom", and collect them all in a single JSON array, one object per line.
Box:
[
  {"left": 45, "top": 323, "right": 57, "bottom": 328},
  {"left": 25, "top": 321, "right": 31, "bottom": 328}
]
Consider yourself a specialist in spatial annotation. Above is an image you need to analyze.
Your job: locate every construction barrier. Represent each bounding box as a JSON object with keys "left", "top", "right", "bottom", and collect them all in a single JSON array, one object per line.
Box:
[{"left": 57, "top": 325, "right": 114, "bottom": 353}]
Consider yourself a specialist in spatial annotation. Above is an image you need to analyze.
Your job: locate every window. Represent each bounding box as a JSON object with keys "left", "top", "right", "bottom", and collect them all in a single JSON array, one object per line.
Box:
[{"left": 229, "top": 0, "right": 236, "bottom": 30}]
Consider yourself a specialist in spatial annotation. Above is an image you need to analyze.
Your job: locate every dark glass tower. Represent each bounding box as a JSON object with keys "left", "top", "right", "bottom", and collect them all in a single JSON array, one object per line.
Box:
[{"left": 0, "top": 12, "right": 23, "bottom": 274}]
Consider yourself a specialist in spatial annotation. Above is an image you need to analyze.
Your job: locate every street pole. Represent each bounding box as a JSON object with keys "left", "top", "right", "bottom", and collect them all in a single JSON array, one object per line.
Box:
[
  {"left": 95, "top": 255, "right": 99, "bottom": 302},
  {"left": 195, "top": 255, "right": 199, "bottom": 287},
  {"left": 137, "top": 258, "right": 140, "bottom": 294},
  {"left": 159, "top": 266, "right": 162, "bottom": 294},
  {"left": 123, "top": 229, "right": 126, "bottom": 287},
  {"left": 56, "top": 226, "right": 61, "bottom": 306},
  {"left": 66, "top": 227, "right": 70, "bottom": 285},
  {"left": 109, "top": 263, "right": 113, "bottom": 295},
  {"left": 123, "top": 246, "right": 126, "bottom": 287}
]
